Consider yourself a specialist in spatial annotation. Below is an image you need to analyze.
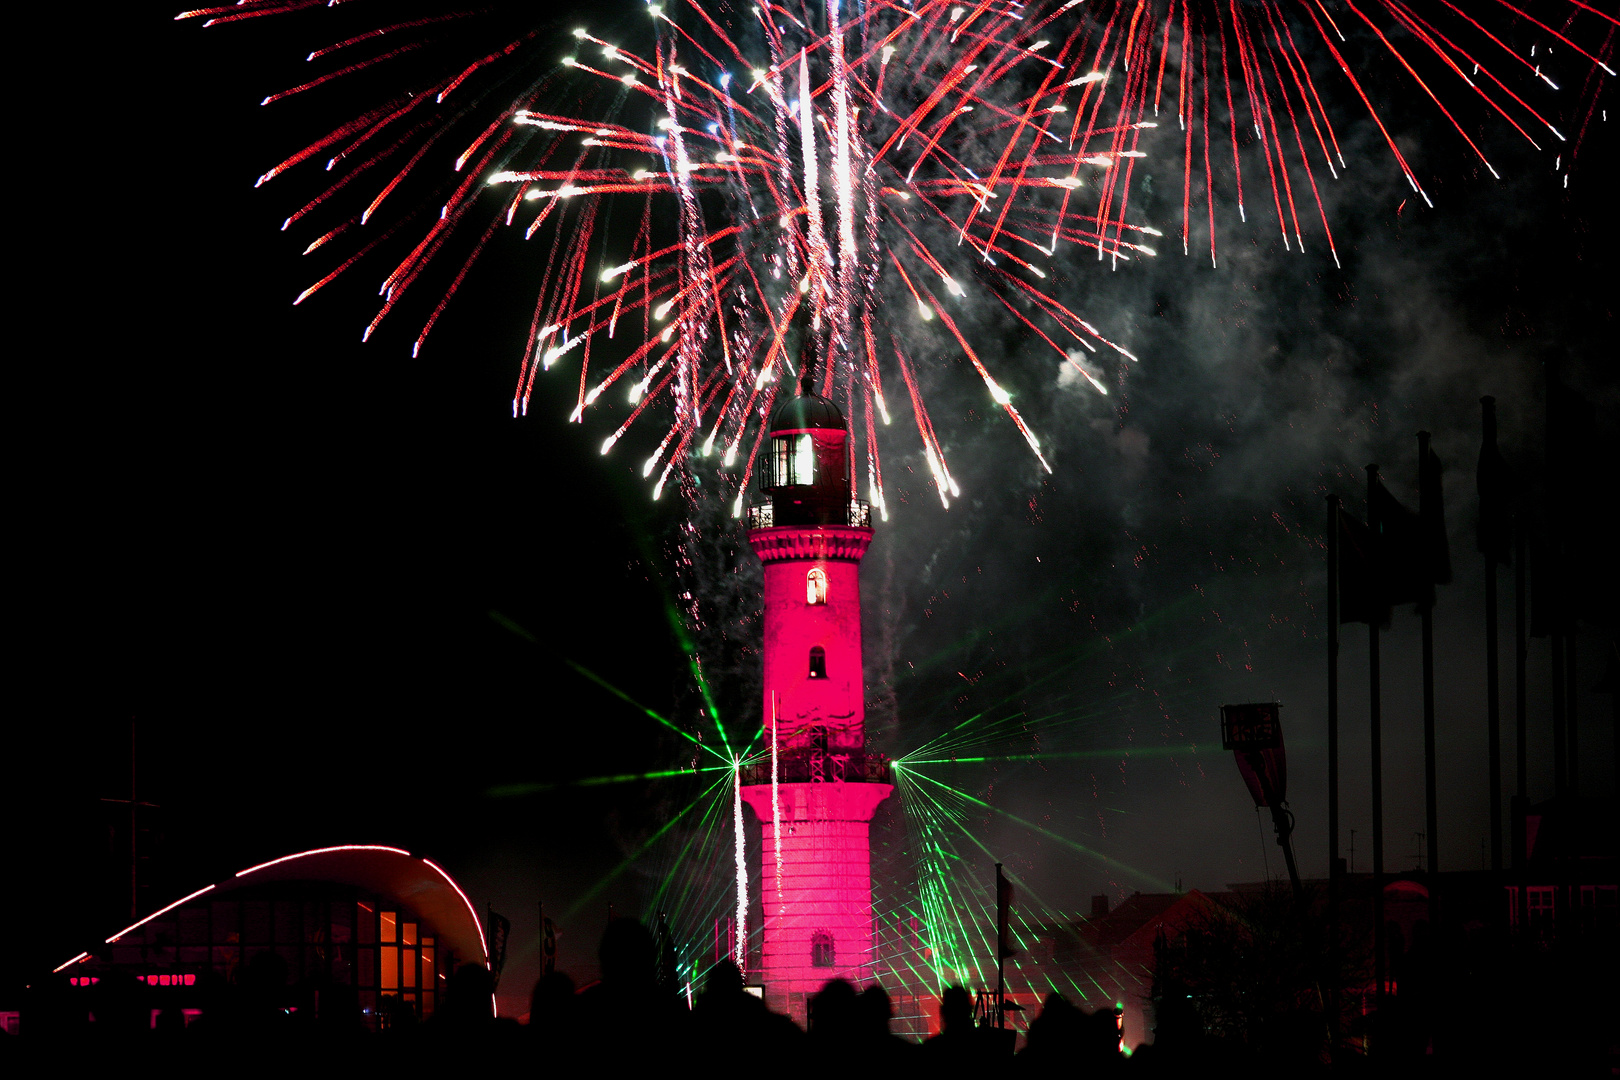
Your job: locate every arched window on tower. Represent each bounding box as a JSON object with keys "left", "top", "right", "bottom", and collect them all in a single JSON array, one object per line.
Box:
[
  {"left": 808, "top": 646, "right": 827, "bottom": 679},
  {"left": 811, "top": 932, "right": 835, "bottom": 968},
  {"left": 806, "top": 568, "right": 828, "bottom": 605}
]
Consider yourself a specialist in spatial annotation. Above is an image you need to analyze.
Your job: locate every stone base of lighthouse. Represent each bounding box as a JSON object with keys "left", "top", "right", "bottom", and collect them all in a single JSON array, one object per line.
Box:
[{"left": 740, "top": 779, "right": 891, "bottom": 1026}]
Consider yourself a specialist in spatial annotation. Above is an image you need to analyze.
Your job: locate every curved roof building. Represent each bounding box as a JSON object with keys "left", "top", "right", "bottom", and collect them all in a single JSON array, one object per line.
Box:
[{"left": 49, "top": 844, "right": 486, "bottom": 1028}]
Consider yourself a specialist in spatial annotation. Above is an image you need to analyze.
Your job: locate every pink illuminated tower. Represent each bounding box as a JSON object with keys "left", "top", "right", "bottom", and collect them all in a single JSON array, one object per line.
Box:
[{"left": 738, "top": 378, "right": 891, "bottom": 1024}]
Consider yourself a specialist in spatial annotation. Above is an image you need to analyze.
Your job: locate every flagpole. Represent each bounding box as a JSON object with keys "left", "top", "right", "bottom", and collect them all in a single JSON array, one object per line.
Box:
[
  {"left": 1321, "top": 495, "right": 1347, "bottom": 1055},
  {"left": 1509, "top": 514, "right": 1522, "bottom": 803},
  {"left": 1472, "top": 406, "right": 1502, "bottom": 873},
  {"left": 994, "top": 863, "right": 1007, "bottom": 1030},
  {"left": 1328, "top": 495, "right": 1341, "bottom": 919},
  {"left": 1568, "top": 636, "right": 1579, "bottom": 795},
  {"left": 1546, "top": 371, "right": 1569, "bottom": 800},
  {"left": 1366, "top": 464, "right": 1386, "bottom": 1016},
  {"left": 1553, "top": 627, "right": 1567, "bottom": 797},
  {"left": 1417, "top": 433, "right": 1441, "bottom": 918},
  {"left": 1514, "top": 515, "right": 1528, "bottom": 871}
]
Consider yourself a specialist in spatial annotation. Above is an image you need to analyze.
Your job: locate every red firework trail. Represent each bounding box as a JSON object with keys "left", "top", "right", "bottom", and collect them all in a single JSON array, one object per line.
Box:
[{"left": 181, "top": 0, "right": 1612, "bottom": 512}]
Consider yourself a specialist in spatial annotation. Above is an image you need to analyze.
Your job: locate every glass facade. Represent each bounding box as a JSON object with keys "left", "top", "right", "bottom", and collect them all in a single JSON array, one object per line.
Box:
[{"left": 99, "top": 883, "right": 451, "bottom": 1026}]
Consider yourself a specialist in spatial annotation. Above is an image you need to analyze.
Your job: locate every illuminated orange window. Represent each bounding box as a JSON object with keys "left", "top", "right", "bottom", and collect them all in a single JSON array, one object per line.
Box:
[
  {"left": 380, "top": 946, "right": 398, "bottom": 990},
  {"left": 422, "top": 941, "right": 435, "bottom": 987},
  {"left": 402, "top": 923, "right": 417, "bottom": 946},
  {"left": 380, "top": 912, "right": 397, "bottom": 943},
  {"left": 807, "top": 568, "right": 828, "bottom": 605},
  {"left": 403, "top": 950, "right": 416, "bottom": 988}
]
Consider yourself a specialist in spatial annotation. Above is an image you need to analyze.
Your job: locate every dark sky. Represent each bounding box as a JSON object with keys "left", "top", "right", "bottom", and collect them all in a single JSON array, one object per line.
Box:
[{"left": 12, "top": 1, "right": 1615, "bottom": 1013}]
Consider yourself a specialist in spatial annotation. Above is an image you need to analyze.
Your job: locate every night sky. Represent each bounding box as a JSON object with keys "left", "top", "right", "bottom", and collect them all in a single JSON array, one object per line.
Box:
[{"left": 12, "top": 1, "right": 1615, "bottom": 1015}]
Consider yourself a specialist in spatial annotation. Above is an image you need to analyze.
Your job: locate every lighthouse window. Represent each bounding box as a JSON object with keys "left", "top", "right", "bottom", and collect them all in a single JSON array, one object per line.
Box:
[
  {"left": 811, "top": 932, "right": 835, "bottom": 968},
  {"left": 807, "top": 568, "right": 828, "bottom": 605},
  {"left": 772, "top": 433, "right": 816, "bottom": 486},
  {"left": 808, "top": 646, "right": 827, "bottom": 679}
]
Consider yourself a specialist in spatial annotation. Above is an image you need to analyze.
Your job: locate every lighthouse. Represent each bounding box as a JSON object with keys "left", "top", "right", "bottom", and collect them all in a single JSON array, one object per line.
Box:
[{"left": 738, "top": 372, "right": 892, "bottom": 1025}]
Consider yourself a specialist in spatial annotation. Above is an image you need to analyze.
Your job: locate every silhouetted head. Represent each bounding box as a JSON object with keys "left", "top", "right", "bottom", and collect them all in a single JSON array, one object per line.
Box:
[
  {"left": 809, "top": 979, "right": 859, "bottom": 1039},
  {"left": 443, "top": 962, "right": 495, "bottom": 1024},
  {"left": 317, "top": 983, "right": 363, "bottom": 1030},
  {"left": 155, "top": 1005, "right": 186, "bottom": 1036},
  {"left": 705, "top": 959, "right": 744, "bottom": 998},
  {"left": 939, "top": 985, "right": 973, "bottom": 1032},
  {"left": 89, "top": 971, "right": 152, "bottom": 1037},
  {"left": 243, "top": 949, "right": 290, "bottom": 1000},
  {"left": 598, "top": 918, "right": 657, "bottom": 988},
  {"left": 380, "top": 992, "right": 418, "bottom": 1031},
  {"left": 1079, "top": 1004, "right": 1121, "bottom": 1061},
  {"left": 529, "top": 970, "right": 575, "bottom": 1023},
  {"left": 1152, "top": 980, "right": 1201, "bottom": 1046},
  {"left": 859, "top": 984, "right": 893, "bottom": 1035},
  {"left": 1025, "top": 993, "right": 1082, "bottom": 1052}
]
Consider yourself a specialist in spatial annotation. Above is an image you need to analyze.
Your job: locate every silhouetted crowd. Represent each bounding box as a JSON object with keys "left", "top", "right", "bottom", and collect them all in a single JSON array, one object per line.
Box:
[{"left": 19, "top": 917, "right": 1561, "bottom": 1074}]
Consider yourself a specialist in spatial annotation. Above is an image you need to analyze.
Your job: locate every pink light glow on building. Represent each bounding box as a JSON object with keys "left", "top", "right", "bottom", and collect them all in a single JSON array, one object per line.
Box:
[
  {"left": 420, "top": 857, "right": 489, "bottom": 965},
  {"left": 233, "top": 844, "right": 413, "bottom": 878},
  {"left": 104, "top": 885, "right": 217, "bottom": 944},
  {"left": 51, "top": 953, "right": 90, "bottom": 975},
  {"left": 738, "top": 385, "right": 892, "bottom": 1025}
]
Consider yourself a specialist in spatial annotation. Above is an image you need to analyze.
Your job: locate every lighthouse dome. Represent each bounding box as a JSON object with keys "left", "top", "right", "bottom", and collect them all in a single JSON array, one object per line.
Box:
[
  {"left": 754, "top": 387, "right": 868, "bottom": 529},
  {"left": 769, "top": 391, "right": 846, "bottom": 435}
]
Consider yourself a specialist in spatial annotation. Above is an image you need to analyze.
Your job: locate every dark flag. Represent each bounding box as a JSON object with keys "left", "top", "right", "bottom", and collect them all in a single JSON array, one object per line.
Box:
[
  {"left": 487, "top": 907, "right": 511, "bottom": 991},
  {"left": 1371, "top": 472, "right": 1427, "bottom": 610},
  {"left": 1337, "top": 506, "right": 1387, "bottom": 626},
  {"left": 1222, "top": 702, "right": 1288, "bottom": 807},
  {"left": 1477, "top": 397, "right": 1513, "bottom": 564},
  {"left": 996, "top": 864, "right": 1016, "bottom": 959},
  {"left": 1419, "top": 436, "right": 1453, "bottom": 600}
]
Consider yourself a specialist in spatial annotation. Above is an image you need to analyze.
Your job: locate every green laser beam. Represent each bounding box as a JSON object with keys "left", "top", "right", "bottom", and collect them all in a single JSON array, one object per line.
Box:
[
  {"left": 564, "top": 771, "right": 731, "bottom": 920},
  {"left": 486, "top": 609, "right": 728, "bottom": 762},
  {"left": 902, "top": 773, "right": 1071, "bottom": 939},
  {"left": 901, "top": 778, "right": 1062, "bottom": 988},
  {"left": 676, "top": 627, "right": 734, "bottom": 758},
  {"left": 647, "top": 768, "right": 736, "bottom": 916},
  {"left": 898, "top": 698, "right": 1159, "bottom": 766},
  {"left": 905, "top": 768, "right": 1176, "bottom": 892},
  {"left": 901, "top": 586, "right": 1213, "bottom": 704},
  {"left": 898, "top": 745, "right": 1200, "bottom": 767},
  {"left": 612, "top": 510, "right": 737, "bottom": 758},
  {"left": 564, "top": 657, "right": 729, "bottom": 762},
  {"left": 485, "top": 767, "right": 722, "bottom": 798},
  {"left": 895, "top": 775, "right": 1001, "bottom": 987}
]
